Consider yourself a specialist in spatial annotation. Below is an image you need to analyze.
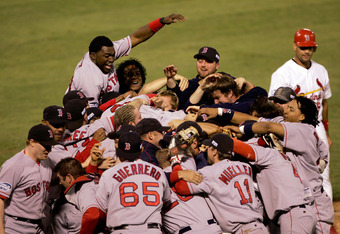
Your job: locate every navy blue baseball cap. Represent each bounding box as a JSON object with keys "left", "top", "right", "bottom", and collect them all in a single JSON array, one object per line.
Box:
[{"left": 116, "top": 132, "right": 142, "bottom": 160}]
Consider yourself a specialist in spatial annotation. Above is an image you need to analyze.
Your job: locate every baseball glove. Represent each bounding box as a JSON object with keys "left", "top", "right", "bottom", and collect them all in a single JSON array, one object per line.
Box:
[
  {"left": 209, "top": 127, "right": 236, "bottom": 138},
  {"left": 262, "top": 133, "right": 284, "bottom": 154}
]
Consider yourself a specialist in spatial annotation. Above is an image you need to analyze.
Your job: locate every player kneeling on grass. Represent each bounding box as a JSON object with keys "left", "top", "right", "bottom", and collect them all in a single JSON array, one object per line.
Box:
[{"left": 173, "top": 133, "right": 268, "bottom": 234}]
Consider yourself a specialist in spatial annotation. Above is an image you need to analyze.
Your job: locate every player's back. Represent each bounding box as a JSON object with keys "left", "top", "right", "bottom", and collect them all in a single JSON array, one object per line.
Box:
[{"left": 96, "top": 159, "right": 171, "bottom": 228}]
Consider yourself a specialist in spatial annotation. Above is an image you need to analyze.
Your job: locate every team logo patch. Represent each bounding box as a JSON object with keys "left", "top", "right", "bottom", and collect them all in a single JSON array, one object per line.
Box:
[
  {"left": 304, "top": 35, "right": 310, "bottom": 41},
  {"left": 201, "top": 114, "right": 208, "bottom": 121},
  {"left": 125, "top": 143, "right": 131, "bottom": 151},
  {"left": 67, "top": 112, "right": 72, "bottom": 120},
  {"left": 57, "top": 108, "right": 64, "bottom": 117},
  {"left": 211, "top": 140, "right": 218, "bottom": 147},
  {"left": 202, "top": 47, "right": 208, "bottom": 54},
  {"left": 48, "top": 129, "right": 54, "bottom": 138},
  {"left": 0, "top": 182, "right": 12, "bottom": 192}
]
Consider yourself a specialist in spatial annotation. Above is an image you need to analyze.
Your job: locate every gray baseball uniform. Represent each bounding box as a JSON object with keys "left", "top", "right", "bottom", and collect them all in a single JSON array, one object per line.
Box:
[
  {"left": 67, "top": 37, "right": 132, "bottom": 107},
  {"left": 174, "top": 160, "right": 267, "bottom": 233},
  {"left": 281, "top": 122, "right": 334, "bottom": 233},
  {"left": 234, "top": 141, "right": 317, "bottom": 233},
  {"left": 0, "top": 150, "right": 54, "bottom": 233},
  {"left": 96, "top": 159, "right": 172, "bottom": 233},
  {"left": 162, "top": 166, "right": 222, "bottom": 234}
]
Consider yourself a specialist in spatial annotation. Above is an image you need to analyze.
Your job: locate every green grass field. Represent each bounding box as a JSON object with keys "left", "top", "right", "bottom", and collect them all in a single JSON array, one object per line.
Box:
[{"left": 1, "top": 0, "right": 339, "bottom": 198}]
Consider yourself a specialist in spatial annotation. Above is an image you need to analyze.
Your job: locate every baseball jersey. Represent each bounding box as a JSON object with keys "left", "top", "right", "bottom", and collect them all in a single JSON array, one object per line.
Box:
[
  {"left": 96, "top": 159, "right": 172, "bottom": 228},
  {"left": 67, "top": 37, "right": 132, "bottom": 107},
  {"left": 100, "top": 94, "right": 152, "bottom": 119},
  {"left": 246, "top": 145, "right": 308, "bottom": 220},
  {"left": 52, "top": 198, "right": 81, "bottom": 234},
  {"left": 140, "top": 105, "right": 187, "bottom": 126},
  {"left": 0, "top": 150, "right": 53, "bottom": 220},
  {"left": 174, "top": 160, "right": 263, "bottom": 233},
  {"left": 280, "top": 122, "right": 334, "bottom": 225},
  {"left": 269, "top": 59, "right": 331, "bottom": 122},
  {"left": 64, "top": 175, "right": 99, "bottom": 215},
  {"left": 162, "top": 166, "right": 222, "bottom": 234}
]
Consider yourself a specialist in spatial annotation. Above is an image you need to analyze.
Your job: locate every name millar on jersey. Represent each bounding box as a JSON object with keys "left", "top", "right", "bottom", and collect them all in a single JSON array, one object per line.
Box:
[
  {"left": 219, "top": 164, "right": 252, "bottom": 185},
  {"left": 113, "top": 163, "right": 161, "bottom": 182}
]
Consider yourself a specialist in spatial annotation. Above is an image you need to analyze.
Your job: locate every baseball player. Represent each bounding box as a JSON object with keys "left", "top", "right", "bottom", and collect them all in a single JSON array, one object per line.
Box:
[
  {"left": 229, "top": 131, "right": 317, "bottom": 233},
  {"left": 228, "top": 96, "right": 334, "bottom": 233},
  {"left": 0, "top": 124, "right": 57, "bottom": 233},
  {"left": 96, "top": 131, "right": 172, "bottom": 233},
  {"left": 136, "top": 118, "right": 170, "bottom": 166},
  {"left": 67, "top": 14, "right": 186, "bottom": 107},
  {"left": 154, "top": 149, "right": 222, "bottom": 234},
  {"left": 269, "top": 28, "right": 333, "bottom": 199},
  {"left": 54, "top": 157, "right": 104, "bottom": 234},
  {"left": 41, "top": 105, "right": 67, "bottom": 142},
  {"left": 166, "top": 47, "right": 222, "bottom": 110},
  {"left": 173, "top": 133, "right": 268, "bottom": 233}
]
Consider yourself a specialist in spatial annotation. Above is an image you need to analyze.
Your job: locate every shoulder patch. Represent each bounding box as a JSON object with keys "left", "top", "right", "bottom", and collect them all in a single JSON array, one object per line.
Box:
[{"left": 0, "top": 182, "right": 12, "bottom": 192}]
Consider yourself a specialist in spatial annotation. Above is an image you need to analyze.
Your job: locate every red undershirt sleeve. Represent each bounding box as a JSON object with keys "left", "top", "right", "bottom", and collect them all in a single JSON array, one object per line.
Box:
[
  {"left": 79, "top": 207, "right": 100, "bottom": 234},
  {"left": 232, "top": 139, "right": 256, "bottom": 161},
  {"left": 172, "top": 164, "right": 192, "bottom": 195},
  {"left": 99, "top": 98, "right": 117, "bottom": 111},
  {"left": 74, "top": 139, "right": 99, "bottom": 163}
]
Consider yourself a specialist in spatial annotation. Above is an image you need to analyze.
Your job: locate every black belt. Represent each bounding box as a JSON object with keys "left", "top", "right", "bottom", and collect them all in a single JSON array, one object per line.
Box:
[
  {"left": 6, "top": 214, "right": 41, "bottom": 225},
  {"left": 113, "top": 223, "right": 161, "bottom": 230},
  {"left": 179, "top": 219, "right": 216, "bottom": 234}
]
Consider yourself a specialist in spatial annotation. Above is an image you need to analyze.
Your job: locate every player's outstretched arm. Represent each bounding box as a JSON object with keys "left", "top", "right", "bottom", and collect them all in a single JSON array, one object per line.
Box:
[{"left": 130, "top": 14, "right": 186, "bottom": 48}]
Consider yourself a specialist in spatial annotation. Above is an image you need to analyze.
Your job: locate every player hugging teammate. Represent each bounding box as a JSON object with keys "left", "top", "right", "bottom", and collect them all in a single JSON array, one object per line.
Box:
[{"left": 1, "top": 15, "right": 336, "bottom": 234}]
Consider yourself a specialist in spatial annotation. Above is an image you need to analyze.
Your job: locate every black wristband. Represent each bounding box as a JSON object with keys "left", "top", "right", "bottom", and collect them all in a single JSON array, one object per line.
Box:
[{"left": 160, "top": 17, "right": 165, "bottom": 25}]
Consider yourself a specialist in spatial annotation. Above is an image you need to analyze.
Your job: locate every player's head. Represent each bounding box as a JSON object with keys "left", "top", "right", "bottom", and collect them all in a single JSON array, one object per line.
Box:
[
  {"left": 269, "top": 86, "right": 296, "bottom": 112},
  {"left": 293, "top": 28, "right": 317, "bottom": 66},
  {"left": 54, "top": 157, "right": 86, "bottom": 189},
  {"left": 86, "top": 107, "right": 103, "bottom": 124},
  {"left": 284, "top": 96, "right": 319, "bottom": 127},
  {"left": 136, "top": 118, "right": 170, "bottom": 148},
  {"left": 99, "top": 91, "right": 121, "bottom": 106},
  {"left": 208, "top": 74, "right": 241, "bottom": 104},
  {"left": 157, "top": 90, "right": 179, "bottom": 111},
  {"left": 113, "top": 104, "right": 142, "bottom": 128},
  {"left": 117, "top": 58, "right": 147, "bottom": 94},
  {"left": 108, "top": 124, "right": 137, "bottom": 148},
  {"left": 206, "top": 133, "right": 234, "bottom": 164},
  {"left": 63, "top": 90, "right": 93, "bottom": 107},
  {"left": 89, "top": 36, "right": 115, "bottom": 74},
  {"left": 194, "top": 46, "right": 220, "bottom": 79},
  {"left": 155, "top": 149, "right": 171, "bottom": 169},
  {"left": 26, "top": 124, "right": 58, "bottom": 161},
  {"left": 42, "top": 105, "right": 67, "bottom": 142},
  {"left": 116, "top": 131, "right": 142, "bottom": 162},
  {"left": 250, "top": 96, "right": 283, "bottom": 118},
  {"left": 64, "top": 99, "right": 87, "bottom": 132},
  {"left": 175, "top": 121, "right": 208, "bottom": 156}
]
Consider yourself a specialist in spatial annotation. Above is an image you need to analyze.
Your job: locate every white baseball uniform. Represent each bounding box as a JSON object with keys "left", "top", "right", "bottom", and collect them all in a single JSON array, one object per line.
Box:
[
  {"left": 174, "top": 160, "right": 267, "bottom": 233},
  {"left": 269, "top": 59, "right": 332, "bottom": 199},
  {"left": 96, "top": 159, "right": 172, "bottom": 233},
  {"left": 162, "top": 166, "right": 222, "bottom": 234},
  {"left": 0, "top": 150, "right": 54, "bottom": 233},
  {"left": 67, "top": 37, "right": 132, "bottom": 107}
]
